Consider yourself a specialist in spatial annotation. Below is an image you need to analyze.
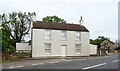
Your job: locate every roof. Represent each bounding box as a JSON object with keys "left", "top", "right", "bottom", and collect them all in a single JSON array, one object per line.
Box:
[
  {"left": 101, "top": 39, "right": 114, "bottom": 45},
  {"left": 33, "top": 21, "right": 89, "bottom": 32}
]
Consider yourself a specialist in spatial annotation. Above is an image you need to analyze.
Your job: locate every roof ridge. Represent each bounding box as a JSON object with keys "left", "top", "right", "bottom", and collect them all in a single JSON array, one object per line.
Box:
[
  {"left": 33, "top": 21, "right": 89, "bottom": 32},
  {"left": 36, "top": 21, "right": 84, "bottom": 26}
]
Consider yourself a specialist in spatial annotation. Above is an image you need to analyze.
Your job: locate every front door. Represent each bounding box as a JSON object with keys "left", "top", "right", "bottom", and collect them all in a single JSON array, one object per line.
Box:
[{"left": 61, "top": 45, "right": 67, "bottom": 57}]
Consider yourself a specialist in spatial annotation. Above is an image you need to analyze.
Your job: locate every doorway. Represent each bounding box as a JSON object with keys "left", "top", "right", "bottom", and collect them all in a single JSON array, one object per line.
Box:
[{"left": 61, "top": 45, "right": 67, "bottom": 57}]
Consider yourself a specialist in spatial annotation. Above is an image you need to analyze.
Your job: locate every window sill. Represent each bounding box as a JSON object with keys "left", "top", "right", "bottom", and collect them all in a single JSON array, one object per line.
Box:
[
  {"left": 75, "top": 39, "right": 81, "bottom": 41},
  {"left": 61, "top": 39, "right": 67, "bottom": 41},
  {"left": 44, "top": 39, "right": 52, "bottom": 40},
  {"left": 44, "top": 53, "right": 51, "bottom": 55},
  {"left": 75, "top": 53, "right": 80, "bottom": 54}
]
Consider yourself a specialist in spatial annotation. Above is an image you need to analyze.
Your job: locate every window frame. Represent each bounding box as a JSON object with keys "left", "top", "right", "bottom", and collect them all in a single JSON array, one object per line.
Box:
[
  {"left": 76, "top": 31, "right": 81, "bottom": 40},
  {"left": 44, "top": 43, "right": 51, "bottom": 54},
  {"left": 75, "top": 44, "right": 81, "bottom": 54},
  {"left": 61, "top": 30, "right": 67, "bottom": 40},
  {"left": 44, "top": 29, "right": 51, "bottom": 40}
]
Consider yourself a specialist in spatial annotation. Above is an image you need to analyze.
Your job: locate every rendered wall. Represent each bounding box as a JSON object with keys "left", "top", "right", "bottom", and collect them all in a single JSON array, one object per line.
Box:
[
  {"left": 90, "top": 44, "right": 97, "bottom": 55},
  {"left": 32, "top": 29, "right": 90, "bottom": 57},
  {"left": 16, "top": 43, "right": 31, "bottom": 52}
]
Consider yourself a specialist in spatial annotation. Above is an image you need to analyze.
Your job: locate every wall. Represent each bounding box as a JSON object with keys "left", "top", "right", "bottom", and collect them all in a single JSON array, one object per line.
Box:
[
  {"left": 81, "top": 32, "right": 90, "bottom": 56},
  {"left": 90, "top": 44, "right": 97, "bottom": 55},
  {"left": 32, "top": 29, "right": 90, "bottom": 57},
  {"left": 16, "top": 43, "right": 31, "bottom": 52}
]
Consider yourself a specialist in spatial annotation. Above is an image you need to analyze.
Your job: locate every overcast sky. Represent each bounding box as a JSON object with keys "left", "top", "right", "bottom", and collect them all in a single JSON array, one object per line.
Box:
[{"left": 0, "top": 0, "right": 119, "bottom": 42}]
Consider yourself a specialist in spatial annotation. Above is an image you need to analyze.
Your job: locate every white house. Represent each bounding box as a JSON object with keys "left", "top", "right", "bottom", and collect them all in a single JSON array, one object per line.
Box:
[{"left": 31, "top": 15, "right": 90, "bottom": 58}]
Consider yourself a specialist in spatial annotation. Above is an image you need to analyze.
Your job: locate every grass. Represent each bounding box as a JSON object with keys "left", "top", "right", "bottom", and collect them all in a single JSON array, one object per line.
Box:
[
  {"left": 2, "top": 59, "right": 10, "bottom": 63},
  {"left": 2, "top": 53, "right": 31, "bottom": 63}
]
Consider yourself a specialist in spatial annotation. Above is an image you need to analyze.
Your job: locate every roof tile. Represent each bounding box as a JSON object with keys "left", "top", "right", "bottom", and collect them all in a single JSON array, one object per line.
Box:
[{"left": 33, "top": 21, "right": 89, "bottom": 32}]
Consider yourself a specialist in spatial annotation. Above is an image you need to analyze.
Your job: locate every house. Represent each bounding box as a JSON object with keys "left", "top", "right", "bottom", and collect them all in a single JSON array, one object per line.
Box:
[
  {"left": 31, "top": 14, "right": 90, "bottom": 58},
  {"left": 98, "top": 39, "right": 115, "bottom": 56}
]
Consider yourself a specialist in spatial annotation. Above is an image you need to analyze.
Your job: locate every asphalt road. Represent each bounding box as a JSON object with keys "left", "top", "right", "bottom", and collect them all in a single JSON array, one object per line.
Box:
[{"left": 10, "top": 53, "right": 119, "bottom": 70}]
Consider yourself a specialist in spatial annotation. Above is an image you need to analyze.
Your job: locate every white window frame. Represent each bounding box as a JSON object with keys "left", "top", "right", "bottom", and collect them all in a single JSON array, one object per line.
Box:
[
  {"left": 75, "top": 44, "right": 81, "bottom": 54},
  {"left": 76, "top": 31, "right": 80, "bottom": 40},
  {"left": 61, "top": 30, "right": 67, "bottom": 40},
  {"left": 44, "top": 29, "right": 51, "bottom": 40},
  {"left": 44, "top": 43, "right": 51, "bottom": 54}
]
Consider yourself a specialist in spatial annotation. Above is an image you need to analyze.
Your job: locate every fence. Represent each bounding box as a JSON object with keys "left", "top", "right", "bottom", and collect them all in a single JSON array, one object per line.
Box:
[
  {"left": 90, "top": 44, "right": 97, "bottom": 55},
  {"left": 16, "top": 43, "right": 31, "bottom": 53}
]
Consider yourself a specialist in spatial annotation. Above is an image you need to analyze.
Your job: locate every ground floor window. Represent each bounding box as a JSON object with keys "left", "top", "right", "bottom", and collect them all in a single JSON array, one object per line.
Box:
[
  {"left": 44, "top": 43, "right": 51, "bottom": 54},
  {"left": 75, "top": 44, "right": 81, "bottom": 54}
]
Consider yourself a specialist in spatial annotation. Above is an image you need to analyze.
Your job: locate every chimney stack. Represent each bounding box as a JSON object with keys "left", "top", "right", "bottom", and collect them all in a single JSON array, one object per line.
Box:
[
  {"left": 31, "top": 12, "right": 36, "bottom": 28},
  {"left": 31, "top": 12, "right": 36, "bottom": 21},
  {"left": 79, "top": 16, "right": 84, "bottom": 26}
]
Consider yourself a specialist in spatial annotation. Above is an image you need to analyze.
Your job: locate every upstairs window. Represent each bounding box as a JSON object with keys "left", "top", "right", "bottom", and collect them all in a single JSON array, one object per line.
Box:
[
  {"left": 61, "top": 30, "right": 67, "bottom": 40},
  {"left": 76, "top": 32, "right": 80, "bottom": 40},
  {"left": 45, "top": 29, "right": 51, "bottom": 40}
]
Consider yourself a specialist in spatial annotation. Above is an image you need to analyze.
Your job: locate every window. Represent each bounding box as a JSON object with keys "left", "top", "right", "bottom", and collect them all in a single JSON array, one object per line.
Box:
[
  {"left": 61, "top": 30, "right": 67, "bottom": 40},
  {"left": 76, "top": 32, "right": 80, "bottom": 40},
  {"left": 75, "top": 44, "right": 81, "bottom": 54},
  {"left": 44, "top": 43, "right": 51, "bottom": 54},
  {"left": 45, "top": 29, "right": 51, "bottom": 40}
]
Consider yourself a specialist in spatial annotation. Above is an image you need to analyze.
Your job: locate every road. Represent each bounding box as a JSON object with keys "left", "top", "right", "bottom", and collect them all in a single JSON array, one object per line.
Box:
[{"left": 3, "top": 53, "right": 119, "bottom": 70}]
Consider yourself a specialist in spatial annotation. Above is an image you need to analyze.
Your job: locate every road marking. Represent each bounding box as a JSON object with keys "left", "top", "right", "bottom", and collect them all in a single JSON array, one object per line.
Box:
[
  {"left": 16, "top": 66, "right": 24, "bottom": 68},
  {"left": 39, "top": 63, "right": 44, "bottom": 65},
  {"left": 82, "top": 63, "right": 107, "bottom": 70},
  {"left": 75, "top": 59, "right": 86, "bottom": 61},
  {"left": 9, "top": 67, "right": 15, "bottom": 69},
  {"left": 112, "top": 60, "right": 120, "bottom": 62},
  {"left": 49, "top": 61, "right": 60, "bottom": 64},
  {"left": 32, "top": 64, "right": 39, "bottom": 66},
  {"left": 65, "top": 60, "right": 73, "bottom": 62},
  {"left": 49, "top": 62, "right": 56, "bottom": 63}
]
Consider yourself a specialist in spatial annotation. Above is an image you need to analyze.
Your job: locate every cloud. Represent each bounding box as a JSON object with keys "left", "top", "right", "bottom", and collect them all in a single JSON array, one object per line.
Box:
[{"left": 0, "top": 0, "right": 118, "bottom": 41}]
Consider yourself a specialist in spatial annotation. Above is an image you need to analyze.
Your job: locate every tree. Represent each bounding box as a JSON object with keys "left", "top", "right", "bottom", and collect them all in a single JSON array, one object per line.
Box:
[
  {"left": 1, "top": 12, "right": 32, "bottom": 59},
  {"left": 0, "top": 15, "right": 14, "bottom": 59},
  {"left": 90, "top": 36, "right": 110, "bottom": 46},
  {"left": 1, "top": 12, "right": 32, "bottom": 42},
  {"left": 42, "top": 16, "right": 66, "bottom": 23}
]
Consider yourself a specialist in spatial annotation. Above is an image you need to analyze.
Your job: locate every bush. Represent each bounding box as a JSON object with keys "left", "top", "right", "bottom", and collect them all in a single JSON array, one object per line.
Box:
[
  {"left": 9, "top": 46, "right": 15, "bottom": 54},
  {"left": 16, "top": 53, "right": 31, "bottom": 58}
]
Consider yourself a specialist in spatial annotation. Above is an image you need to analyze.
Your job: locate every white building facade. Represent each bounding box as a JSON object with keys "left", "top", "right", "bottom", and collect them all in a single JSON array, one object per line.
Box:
[{"left": 32, "top": 21, "right": 90, "bottom": 57}]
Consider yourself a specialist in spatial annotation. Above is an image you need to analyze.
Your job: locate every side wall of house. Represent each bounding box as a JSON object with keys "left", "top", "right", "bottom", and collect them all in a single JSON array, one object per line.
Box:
[
  {"left": 32, "top": 29, "right": 90, "bottom": 57},
  {"left": 81, "top": 32, "right": 90, "bottom": 56}
]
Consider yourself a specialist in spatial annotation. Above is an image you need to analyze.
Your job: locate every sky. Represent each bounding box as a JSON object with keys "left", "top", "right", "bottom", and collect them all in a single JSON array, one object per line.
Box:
[{"left": 0, "top": 0, "right": 119, "bottom": 42}]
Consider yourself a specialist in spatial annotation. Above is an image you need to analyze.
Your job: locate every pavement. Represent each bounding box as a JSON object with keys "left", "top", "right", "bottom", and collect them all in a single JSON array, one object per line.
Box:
[{"left": 2, "top": 53, "right": 120, "bottom": 70}]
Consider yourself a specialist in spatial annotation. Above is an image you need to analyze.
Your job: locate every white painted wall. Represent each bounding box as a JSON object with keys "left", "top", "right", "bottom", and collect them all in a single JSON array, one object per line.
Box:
[
  {"left": 16, "top": 43, "right": 31, "bottom": 51},
  {"left": 90, "top": 44, "right": 97, "bottom": 55},
  {"left": 32, "top": 29, "right": 90, "bottom": 57}
]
